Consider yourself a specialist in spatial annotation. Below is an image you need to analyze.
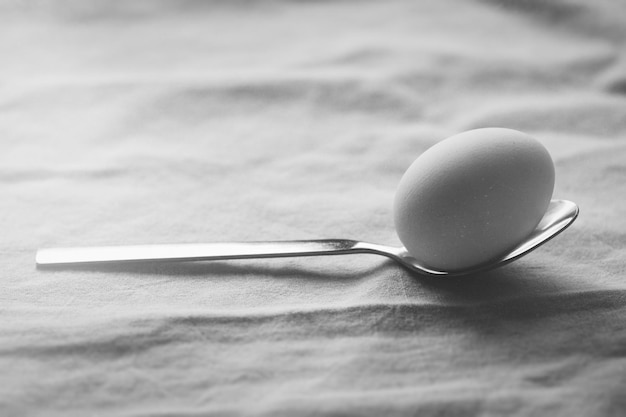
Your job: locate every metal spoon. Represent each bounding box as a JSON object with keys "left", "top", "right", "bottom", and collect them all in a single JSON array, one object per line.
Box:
[{"left": 36, "top": 199, "right": 578, "bottom": 276}]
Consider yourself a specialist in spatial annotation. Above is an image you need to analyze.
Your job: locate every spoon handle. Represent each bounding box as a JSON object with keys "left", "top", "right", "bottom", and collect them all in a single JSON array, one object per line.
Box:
[{"left": 35, "top": 239, "right": 378, "bottom": 267}]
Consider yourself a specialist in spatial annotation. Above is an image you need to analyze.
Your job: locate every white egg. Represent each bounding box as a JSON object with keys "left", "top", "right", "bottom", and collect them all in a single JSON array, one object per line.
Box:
[{"left": 393, "top": 128, "right": 555, "bottom": 272}]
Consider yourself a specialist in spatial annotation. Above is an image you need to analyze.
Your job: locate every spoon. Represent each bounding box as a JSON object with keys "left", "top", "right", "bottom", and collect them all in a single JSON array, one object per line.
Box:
[{"left": 36, "top": 199, "right": 578, "bottom": 276}]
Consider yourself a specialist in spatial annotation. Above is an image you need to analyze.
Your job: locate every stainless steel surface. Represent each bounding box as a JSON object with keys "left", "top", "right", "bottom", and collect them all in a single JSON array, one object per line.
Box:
[{"left": 36, "top": 199, "right": 579, "bottom": 276}]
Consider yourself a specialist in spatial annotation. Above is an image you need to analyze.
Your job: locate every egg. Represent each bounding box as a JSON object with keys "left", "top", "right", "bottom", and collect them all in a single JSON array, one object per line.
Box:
[{"left": 393, "top": 128, "right": 555, "bottom": 272}]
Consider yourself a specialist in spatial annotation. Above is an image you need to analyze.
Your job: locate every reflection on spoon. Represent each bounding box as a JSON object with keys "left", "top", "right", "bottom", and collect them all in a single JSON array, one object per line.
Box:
[{"left": 36, "top": 200, "right": 578, "bottom": 276}]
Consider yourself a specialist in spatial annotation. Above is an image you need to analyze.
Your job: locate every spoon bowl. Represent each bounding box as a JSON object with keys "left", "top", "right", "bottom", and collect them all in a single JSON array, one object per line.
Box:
[
  {"left": 388, "top": 199, "right": 579, "bottom": 276},
  {"left": 36, "top": 199, "right": 578, "bottom": 276}
]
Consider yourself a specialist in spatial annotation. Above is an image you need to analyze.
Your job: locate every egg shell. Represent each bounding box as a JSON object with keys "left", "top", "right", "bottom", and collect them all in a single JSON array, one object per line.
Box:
[{"left": 393, "top": 128, "right": 555, "bottom": 272}]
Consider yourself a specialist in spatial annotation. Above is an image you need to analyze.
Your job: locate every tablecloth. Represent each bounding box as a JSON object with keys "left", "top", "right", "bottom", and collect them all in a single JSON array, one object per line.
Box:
[{"left": 2, "top": 0, "right": 626, "bottom": 415}]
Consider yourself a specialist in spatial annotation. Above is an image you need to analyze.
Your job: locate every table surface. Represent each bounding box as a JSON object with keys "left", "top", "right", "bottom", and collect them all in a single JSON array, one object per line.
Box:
[{"left": 2, "top": 0, "right": 626, "bottom": 415}]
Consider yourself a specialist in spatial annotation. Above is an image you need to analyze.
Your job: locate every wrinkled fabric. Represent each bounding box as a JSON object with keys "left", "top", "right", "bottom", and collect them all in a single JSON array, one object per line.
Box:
[{"left": 2, "top": 0, "right": 626, "bottom": 416}]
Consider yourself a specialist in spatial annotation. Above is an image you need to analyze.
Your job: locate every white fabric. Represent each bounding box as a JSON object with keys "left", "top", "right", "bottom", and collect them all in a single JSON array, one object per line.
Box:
[{"left": 2, "top": 1, "right": 626, "bottom": 415}]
